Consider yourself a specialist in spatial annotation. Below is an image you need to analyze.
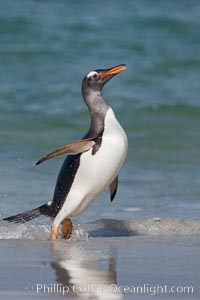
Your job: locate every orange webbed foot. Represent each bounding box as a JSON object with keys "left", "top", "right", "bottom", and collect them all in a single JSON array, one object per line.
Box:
[
  {"left": 51, "top": 224, "right": 59, "bottom": 240},
  {"left": 62, "top": 218, "right": 73, "bottom": 239}
]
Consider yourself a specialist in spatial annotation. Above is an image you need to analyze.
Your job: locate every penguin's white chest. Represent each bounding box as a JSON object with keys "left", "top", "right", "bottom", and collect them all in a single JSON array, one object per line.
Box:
[
  {"left": 55, "top": 108, "right": 127, "bottom": 222},
  {"left": 78, "top": 108, "right": 127, "bottom": 193}
]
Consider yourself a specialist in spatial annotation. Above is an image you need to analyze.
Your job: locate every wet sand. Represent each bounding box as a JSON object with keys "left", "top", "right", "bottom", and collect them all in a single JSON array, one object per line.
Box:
[{"left": 0, "top": 218, "right": 200, "bottom": 299}]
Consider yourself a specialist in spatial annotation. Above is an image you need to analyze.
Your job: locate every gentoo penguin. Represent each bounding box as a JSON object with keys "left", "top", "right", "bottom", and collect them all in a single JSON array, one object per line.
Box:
[{"left": 3, "top": 64, "right": 128, "bottom": 240}]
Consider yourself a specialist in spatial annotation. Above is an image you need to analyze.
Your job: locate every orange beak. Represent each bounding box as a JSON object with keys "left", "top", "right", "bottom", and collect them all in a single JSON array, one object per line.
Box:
[{"left": 100, "top": 64, "right": 127, "bottom": 79}]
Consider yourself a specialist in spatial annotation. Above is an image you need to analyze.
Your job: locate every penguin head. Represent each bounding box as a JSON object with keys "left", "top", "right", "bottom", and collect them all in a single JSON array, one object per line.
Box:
[{"left": 82, "top": 64, "right": 127, "bottom": 95}]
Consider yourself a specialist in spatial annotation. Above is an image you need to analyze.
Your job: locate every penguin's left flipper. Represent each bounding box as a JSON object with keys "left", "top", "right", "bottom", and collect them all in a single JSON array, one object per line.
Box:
[
  {"left": 110, "top": 175, "right": 118, "bottom": 202},
  {"left": 35, "top": 138, "right": 95, "bottom": 165}
]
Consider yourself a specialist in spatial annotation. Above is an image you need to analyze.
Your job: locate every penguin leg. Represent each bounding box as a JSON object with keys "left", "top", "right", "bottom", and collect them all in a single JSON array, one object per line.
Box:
[
  {"left": 51, "top": 223, "right": 59, "bottom": 240},
  {"left": 62, "top": 218, "right": 73, "bottom": 239}
]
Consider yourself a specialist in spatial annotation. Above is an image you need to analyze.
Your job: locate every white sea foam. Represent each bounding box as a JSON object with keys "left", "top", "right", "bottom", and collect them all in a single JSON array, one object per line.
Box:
[
  {"left": 1, "top": 218, "right": 200, "bottom": 240},
  {"left": 0, "top": 223, "right": 50, "bottom": 240}
]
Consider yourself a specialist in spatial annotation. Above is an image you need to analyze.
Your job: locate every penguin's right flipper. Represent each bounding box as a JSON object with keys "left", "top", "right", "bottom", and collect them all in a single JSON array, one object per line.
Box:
[
  {"left": 110, "top": 175, "right": 118, "bottom": 202},
  {"left": 36, "top": 138, "right": 95, "bottom": 165}
]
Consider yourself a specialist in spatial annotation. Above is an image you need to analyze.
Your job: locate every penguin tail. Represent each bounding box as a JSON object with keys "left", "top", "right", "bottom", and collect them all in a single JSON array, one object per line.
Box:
[{"left": 3, "top": 203, "right": 52, "bottom": 224}]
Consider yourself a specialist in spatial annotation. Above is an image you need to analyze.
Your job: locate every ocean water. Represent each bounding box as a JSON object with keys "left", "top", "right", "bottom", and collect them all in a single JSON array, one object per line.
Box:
[
  {"left": 1, "top": 2, "right": 200, "bottom": 300},
  {"left": 1, "top": 0, "right": 200, "bottom": 227}
]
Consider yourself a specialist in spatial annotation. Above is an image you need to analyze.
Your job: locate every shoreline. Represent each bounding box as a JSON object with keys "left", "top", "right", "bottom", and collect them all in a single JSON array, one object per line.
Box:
[
  {"left": 1, "top": 217, "right": 200, "bottom": 241},
  {"left": 0, "top": 234, "right": 200, "bottom": 299}
]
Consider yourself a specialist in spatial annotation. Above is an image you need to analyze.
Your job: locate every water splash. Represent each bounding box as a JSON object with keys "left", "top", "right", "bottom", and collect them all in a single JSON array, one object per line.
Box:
[
  {"left": 1, "top": 217, "right": 200, "bottom": 241},
  {"left": 0, "top": 222, "right": 50, "bottom": 240}
]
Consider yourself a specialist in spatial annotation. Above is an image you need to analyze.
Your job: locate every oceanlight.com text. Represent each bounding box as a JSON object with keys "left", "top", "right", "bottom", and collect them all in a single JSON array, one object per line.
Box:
[{"left": 30, "top": 283, "right": 194, "bottom": 296}]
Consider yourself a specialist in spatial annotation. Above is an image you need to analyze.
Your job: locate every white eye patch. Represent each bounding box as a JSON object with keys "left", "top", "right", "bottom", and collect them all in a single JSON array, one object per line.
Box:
[{"left": 86, "top": 71, "right": 98, "bottom": 79}]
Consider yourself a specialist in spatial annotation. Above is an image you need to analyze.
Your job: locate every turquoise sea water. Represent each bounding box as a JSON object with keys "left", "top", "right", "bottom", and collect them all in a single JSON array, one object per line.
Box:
[{"left": 0, "top": 0, "right": 200, "bottom": 224}]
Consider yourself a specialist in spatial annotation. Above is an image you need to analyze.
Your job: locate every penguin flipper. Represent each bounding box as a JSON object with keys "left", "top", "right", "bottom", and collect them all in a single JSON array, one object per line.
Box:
[
  {"left": 110, "top": 175, "right": 118, "bottom": 202},
  {"left": 35, "top": 138, "right": 95, "bottom": 165}
]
